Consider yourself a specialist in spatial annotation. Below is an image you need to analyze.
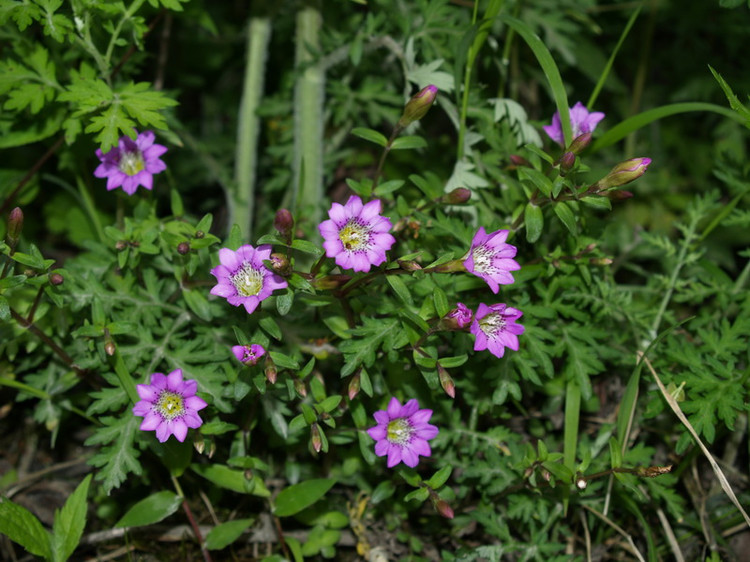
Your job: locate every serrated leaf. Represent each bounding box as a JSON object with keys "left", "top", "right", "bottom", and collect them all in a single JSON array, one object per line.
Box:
[
  {"left": 51, "top": 473, "right": 92, "bottom": 562},
  {"left": 274, "top": 479, "right": 336, "bottom": 517},
  {"left": 84, "top": 414, "right": 143, "bottom": 494},
  {"left": 116, "top": 491, "right": 182, "bottom": 528}
]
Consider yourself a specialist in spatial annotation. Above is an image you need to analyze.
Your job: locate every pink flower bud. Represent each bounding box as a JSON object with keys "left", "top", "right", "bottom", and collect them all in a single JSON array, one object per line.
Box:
[
  {"left": 556, "top": 151, "right": 576, "bottom": 175},
  {"left": 348, "top": 373, "right": 360, "bottom": 401},
  {"left": 7, "top": 207, "right": 23, "bottom": 242},
  {"left": 444, "top": 187, "right": 471, "bottom": 205},
  {"left": 596, "top": 158, "right": 651, "bottom": 189},
  {"left": 439, "top": 303, "right": 472, "bottom": 331},
  {"left": 567, "top": 132, "right": 592, "bottom": 154},
  {"left": 274, "top": 209, "right": 294, "bottom": 240},
  {"left": 508, "top": 154, "right": 531, "bottom": 168},
  {"left": 48, "top": 272, "right": 64, "bottom": 286},
  {"left": 437, "top": 364, "right": 455, "bottom": 399},
  {"left": 434, "top": 498, "right": 454, "bottom": 519},
  {"left": 311, "top": 423, "right": 322, "bottom": 453},
  {"left": 177, "top": 241, "right": 190, "bottom": 255},
  {"left": 398, "top": 85, "right": 438, "bottom": 127}
]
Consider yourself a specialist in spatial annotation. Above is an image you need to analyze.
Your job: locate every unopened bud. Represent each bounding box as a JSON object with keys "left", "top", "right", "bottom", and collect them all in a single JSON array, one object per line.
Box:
[
  {"left": 294, "top": 378, "right": 307, "bottom": 397},
  {"left": 576, "top": 477, "right": 588, "bottom": 490},
  {"left": 348, "top": 373, "right": 360, "bottom": 401},
  {"left": 48, "top": 272, "right": 64, "bottom": 286},
  {"left": 523, "top": 466, "right": 534, "bottom": 479},
  {"left": 269, "top": 253, "right": 291, "bottom": 276},
  {"left": 397, "top": 85, "right": 438, "bottom": 128},
  {"left": 596, "top": 158, "right": 652, "bottom": 189},
  {"left": 274, "top": 209, "right": 294, "bottom": 240},
  {"left": 311, "top": 422, "right": 322, "bottom": 453},
  {"left": 7, "top": 207, "right": 23, "bottom": 243},
  {"left": 437, "top": 364, "right": 455, "bottom": 399},
  {"left": 397, "top": 259, "right": 422, "bottom": 272},
  {"left": 508, "top": 154, "right": 531, "bottom": 168},
  {"left": 207, "top": 440, "right": 216, "bottom": 459},
  {"left": 556, "top": 151, "right": 576, "bottom": 175},
  {"left": 541, "top": 469, "right": 551, "bottom": 482},
  {"left": 193, "top": 434, "right": 205, "bottom": 455},
  {"left": 429, "top": 259, "right": 466, "bottom": 274},
  {"left": 104, "top": 340, "right": 116, "bottom": 356},
  {"left": 444, "top": 187, "right": 471, "bottom": 205},
  {"left": 194, "top": 230, "right": 205, "bottom": 239},
  {"left": 177, "top": 241, "right": 190, "bottom": 255},
  {"left": 433, "top": 498, "right": 454, "bottom": 519},
  {"left": 312, "top": 274, "right": 352, "bottom": 290},
  {"left": 604, "top": 189, "right": 634, "bottom": 200},
  {"left": 115, "top": 240, "right": 127, "bottom": 251},
  {"left": 244, "top": 469, "right": 254, "bottom": 480},
  {"left": 589, "top": 257, "right": 613, "bottom": 266},
  {"left": 567, "top": 132, "right": 592, "bottom": 155},
  {"left": 264, "top": 362, "right": 277, "bottom": 385}
]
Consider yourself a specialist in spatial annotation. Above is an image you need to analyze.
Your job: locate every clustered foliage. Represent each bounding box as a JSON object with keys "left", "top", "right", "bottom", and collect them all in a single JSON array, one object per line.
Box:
[{"left": 2, "top": 0, "right": 750, "bottom": 560}]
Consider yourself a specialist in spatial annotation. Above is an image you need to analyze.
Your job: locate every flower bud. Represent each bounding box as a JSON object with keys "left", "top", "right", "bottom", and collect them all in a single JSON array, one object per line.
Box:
[
  {"left": 556, "top": 151, "right": 576, "bottom": 175},
  {"left": 294, "top": 378, "right": 307, "bottom": 397},
  {"left": 508, "top": 154, "right": 531, "bottom": 168},
  {"left": 429, "top": 259, "right": 466, "bottom": 274},
  {"left": 443, "top": 187, "right": 471, "bottom": 205},
  {"left": 437, "top": 364, "right": 455, "bottom": 399},
  {"left": 433, "top": 498, "right": 454, "bottom": 519},
  {"left": 48, "top": 272, "right": 64, "bottom": 286},
  {"left": 232, "top": 344, "right": 266, "bottom": 366},
  {"left": 115, "top": 240, "right": 127, "bottom": 251},
  {"left": 311, "top": 422, "right": 322, "bottom": 453},
  {"left": 312, "top": 274, "right": 351, "bottom": 290},
  {"left": 265, "top": 362, "right": 277, "bottom": 385},
  {"left": 274, "top": 208, "right": 294, "bottom": 241},
  {"left": 566, "top": 132, "right": 592, "bottom": 155},
  {"left": 177, "top": 241, "right": 190, "bottom": 255},
  {"left": 397, "top": 259, "right": 422, "bottom": 272},
  {"left": 439, "top": 303, "right": 472, "bottom": 331},
  {"left": 604, "top": 189, "right": 634, "bottom": 201},
  {"left": 194, "top": 230, "right": 205, "bottom": 239},
  {"left": 193, "top": 434, "right": 205, "bottom": 455},
  {"left": 348, "top": 373, "right": 360, "bottom": 401},
  {"left": 596, "top": 158, "right": 652, "bottom": 189},
  {"left": 269, "top": 253, "right": 291, "bottom": 276},
  {"left": 397, "top": 85, "right": 438, "bottom": 128},
  {"left": 7, "top": 207, "right": 23, "bottom": 243},
  {"left": 104, "top": 340, "right": 116, "bottom": 356}
]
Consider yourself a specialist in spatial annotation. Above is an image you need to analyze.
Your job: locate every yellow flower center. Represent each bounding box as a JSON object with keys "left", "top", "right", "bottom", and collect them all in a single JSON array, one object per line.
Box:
[
  {"left": 479, "top": 312, "right": 505, "bottom": 336},
  {"left": 386, "top": 418, "right": 413, "bottom": 445},
  {"left": 339, "top": 219, "right": 369, "bottom": 251},
  {"left": 231, "top": 263, "right": 263, "bottom": 297},
  {"left": 156, "top": 391, "right": 185, "bottom": 420},
  {"left": 119, "top": 150, "right": 145, "bottom": 176}
]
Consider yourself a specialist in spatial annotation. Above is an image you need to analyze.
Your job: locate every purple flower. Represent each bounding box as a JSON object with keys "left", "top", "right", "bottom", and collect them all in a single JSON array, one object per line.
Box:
[
  {"left": 132, "top": 369, "right": 207, "bottom": 442},
  {"left": 470, "top": 303, "right": 525, "bottom": 358},
  {"left": 210, "top": 245, "right": 288, "bottom": 314},
  {"left": 464, "top": 227, "right": 521, "bottom": 293},
  {"left": 94, "top": 130, "right": 167, "bottom": 195},
  {"left": 543, "top": 102, "right": 605, "bottom": 146},
  {"left": 441, "top": 302, "right": 472, "bottom": 330},
  {"left": 367, "top": 397, "right": 439, "bottom": 468},
  {"left": 232, "top": 344, "right": 266, "bottom": 365},
  {"left": 318, "top": 195, "right": 396, "bottom": 272}
]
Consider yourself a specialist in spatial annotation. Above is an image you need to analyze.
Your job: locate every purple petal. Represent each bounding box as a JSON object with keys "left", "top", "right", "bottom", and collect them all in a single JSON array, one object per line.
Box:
[
  {"left": 185, "top": 395, "right": 207, "bottom": 411},
  {"left": 172, "top": 420, "right": 188, "bottom": 442},
  {"left": 140, "top": 411, "right": 162, "bottom": 431},
  {"left": 218, "top": 248, "right": 240, "bottom": 271},
  {"left": 136, "top": 384, "right": 158, "bottom": 402},
  {"left": 373, "top": 411, "right": 389, "bottom": 425},
  {"left": 181, "top": 379, "right": 198, "bottom": 397},
  {"left": 409, "top": 408, "right": 432, "bottom": 424},
  {"left": 415, "top": 424, "right": 439, "bottom": 440},
  {"left": 401, "top": 447, "right": 419, "bottom": 467},
  {"left": 386, "top": 397, "right": 403, "bottom": 418},
  {"left": 386, "top": 445, "right": 403, "bottom": 467},
  {"left": 368, "top": 425, "right": 387, "bottom": 441},
  {"left": 327, "top": 202, "right": 348, "bottom": 225},
  {"left": 166, "top": 369, "right": 184, "bottom": 392},
  {"left": 401, "top": 399, "right": 420, "bottom": 417},
  {"left": 150, "top": 373, "right": 167, "bottom": 389},
  {"left": 374, "top": 439, "right": 390, "bottom": 457},
  {"left": 410, "top": 438, "right": 432, "bottom": 458},
  {"left": 132, "top": 400, "right": 152, "bottom": 416},
  {"left": 155, "top": 421, "right": 171, "bottom": 442},
  {"left": 183, "top": 411, "right": 203, "bottom": 428}
]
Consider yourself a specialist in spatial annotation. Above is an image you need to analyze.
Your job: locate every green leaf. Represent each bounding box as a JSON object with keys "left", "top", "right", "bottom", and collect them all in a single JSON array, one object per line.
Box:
[
  {"left": 85, "top": 414, "right": 142, "bottom": 495},
  {"left": 0, "top": 295, "right": 8, "bottom": 322},
  {"left": 269, "top": 351, "right": 299, "bottom": 370},
  {"left": 191, "top": 464, "right": 255, "bottom": 494},
  {"left": 204, "top": 519, "right": 254, "bottom": 550},
  {"left": 501, "top": 15, "right": 571, "bottom": 145},
  {"left": 259, "top": 316, "right": 282, "bottom": 340},
  {"left": 517, "top": 167, "right": 553, "bottom": 197},
  {"left": 0, "top": 497, "right": 52, "bottom": 559},
  {"left": 182, "top": 289, "right": 212, "bottom": 321},
  {"left": 591, "top": 102, "right": 743, "bottom": 151},
  {"left": 51, "top": 474, "right": 91, "bottom": 562},
  {"left": 432, "top": 286, "right": 449, "bottom": 317},
  {"left": 390, "top": 135, "right": 427, "bottom": 150},
  {"left": 115, "top": 491, "right": 182, "bottom": 528},
  {"left": 274, "top": 478, "right": 336, "bottom": 517},
  {"left": 553, "top": 201, "right": 577, "bottom": 236},
  {"left": 350, "top": 127, "right": 387, "bottom": 147},
  {"left": 291, "top": 239, "right": 324, "bottom": 256},
  {"left": 524, "top": 202, "right": 543, "bottom": 243},
  {"left": 386, "top": 274, "right": 412, "bottom": 305},
  {"left": 425, "top": 466, "right": 452, "bottom": 489}
]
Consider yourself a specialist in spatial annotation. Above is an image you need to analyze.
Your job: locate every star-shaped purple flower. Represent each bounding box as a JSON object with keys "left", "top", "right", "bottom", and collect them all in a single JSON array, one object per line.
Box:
[
  {"left": 543, "top": 102, "right": 605, "bottom": 146},
  {"left": 132, "top": 369, "right": 207, "bottom": 443},
  {"left": 232, "top": 344, "right": 266, "bottom": 365},
  {"left": 470, "top": 303, "right": 525, "bottom": 358},
  {"left": 94, "top": 130, "right": 167, "bottom": 195},
  {"left": 464, "top": 227, "right": 521, "bottom": 293},
  {"left": 367, "top": 397, "right": 439, "bottom": 468},
  {"left": 209, "top": 245, "right": 288, "bottom": 315},
  {"left": 318, "top": 195, "right": 396, "bottom": 272}
]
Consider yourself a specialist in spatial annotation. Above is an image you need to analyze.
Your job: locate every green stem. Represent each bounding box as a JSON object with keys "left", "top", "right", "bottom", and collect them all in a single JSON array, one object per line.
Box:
[
  {"left": 293, "top": 1, "right": 325, "bottom": 226},
  {"left": 456, "top": 0, "right": 480, "bottom": 162},
  {"left": 104, "top": 0, "right": 147, "bottom": 71},
  {"left": 371, "top": 127, "right": 401, "bottom": 190},
  {"left": 76, "top": 175, "right": 105, "bottom": 242},
  {"left": 234, "top": 15, "right": 272, "bottom": 241}
]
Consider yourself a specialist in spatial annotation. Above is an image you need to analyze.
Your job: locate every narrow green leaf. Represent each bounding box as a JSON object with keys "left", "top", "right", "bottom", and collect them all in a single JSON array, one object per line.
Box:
[
  {"left": 501, "top": 15, "right": 571, "bottom": 145},
  {"left": 390, "top": 135, "right": 427, "bottom": 150},
  {"left": 563, "top": 381, "right": 581, "bottom": 474},
  {"left": 204, "top": 518, "right": 254, "bottom": 550},
  {"left": 350, "top": 127, "right": 387, "bottom": 147},
  {"left": 517, "top": 167, "right": 553, "bottom": 197},
  {"left": 524, "top": 202, "right": 543, "bottom": 243},
  {"left": 553, "top": 202, "right": 577, "bottom": 236},
  {"left": 191, "top": 464, "right": 255, "bottom": 494},
  {"left": 433, "top": 286, "right": 449, "bottom": 318},
  {"left": 425, "top": 466, "right": 452, "bottom": 489},
  {"left": 274, "top": 478, "right": 336, "bottom": 517},
  {"left": 259, "top": 316, "right": 282, "bottom": 340},
  {"left": 0, "top": 497, "right": 52, "bottom": 559},
  {"left": 51, "top": 474, "right": 92, "bottom": 562},
  {"left": 115, "top": 491, "right": 182, "bottom": 528},
  {"left": 386, "top": 275, "right": 412, "bottom": 305}
]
